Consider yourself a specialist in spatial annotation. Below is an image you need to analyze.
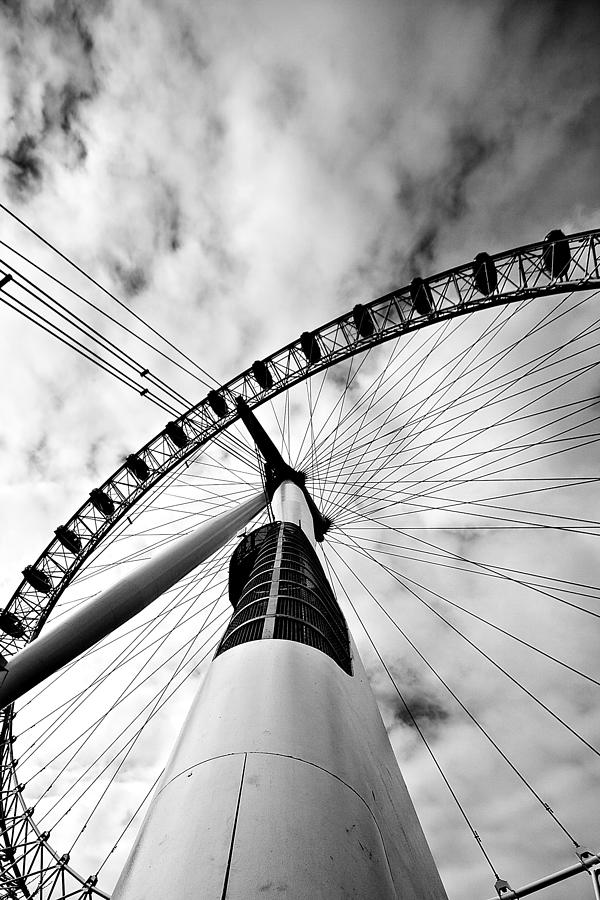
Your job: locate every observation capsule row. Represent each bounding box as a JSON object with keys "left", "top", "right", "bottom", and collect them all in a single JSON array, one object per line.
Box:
[
  {"left": 279, "top": 229, "right": 573, "bottom": 378},
  {"left": 0, "top": 229, "right": 574, "bottom": 640}
]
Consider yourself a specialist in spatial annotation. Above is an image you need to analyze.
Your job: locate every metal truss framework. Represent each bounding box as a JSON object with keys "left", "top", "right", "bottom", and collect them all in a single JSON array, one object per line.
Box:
[{"left": 0, "top": 228, "right": 598, "bottom": 898}]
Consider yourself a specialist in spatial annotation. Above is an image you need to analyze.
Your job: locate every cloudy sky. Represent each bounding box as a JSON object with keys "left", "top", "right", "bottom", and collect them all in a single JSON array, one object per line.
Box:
[{"left": 1, "top": 0, "right": 600, "bottom": 898}]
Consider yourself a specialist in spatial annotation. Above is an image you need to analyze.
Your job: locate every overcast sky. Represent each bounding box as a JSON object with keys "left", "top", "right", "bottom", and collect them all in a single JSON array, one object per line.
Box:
[{"left": 1, "top": 1, "right": 600, "bottom": 898}]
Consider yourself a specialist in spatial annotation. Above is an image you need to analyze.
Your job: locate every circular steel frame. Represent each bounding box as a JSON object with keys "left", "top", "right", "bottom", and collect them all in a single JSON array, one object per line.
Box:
[{"left": 0, "top": 228, "right": 599, "bottom": 898}]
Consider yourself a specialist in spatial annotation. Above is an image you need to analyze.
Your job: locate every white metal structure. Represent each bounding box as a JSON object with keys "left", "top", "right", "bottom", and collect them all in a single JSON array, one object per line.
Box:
[
  {"left": 0, "top": 228, "right": 599, "bottom": 900},
  {"left": 111, "top": 481, "right": 448, "bottom": 899},
  {"left": 0, "top": 493, "right": 266, "bottom": 710}
]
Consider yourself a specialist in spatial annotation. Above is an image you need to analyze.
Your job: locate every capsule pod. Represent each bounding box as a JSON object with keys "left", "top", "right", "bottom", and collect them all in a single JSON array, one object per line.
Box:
[
  {"left": 300, "top": 331, "right": 321, "bottom": 364},
  {"left": 208, "top": 391, "right": 229, "bottom": 418},
  {"left": 55, "top": 525, "right": 81, "bottom": 554},
  {"left": 251, "top": 359, "right": 273, "bottom": 390},
  {"left": 542, "top": 229, "right": 571, "bottom": 279},
  {"left": 473, "top": 252, "right": 498, "bottom": 296},
  {"left": 0, "top": 611, "right": 26, "bottom": 638},
  {"left": 22, "top": 565, "right": 51, "bottom": 595},
  {"left": 164, "top": 421, "right": 188, "bottom": 449},
  {"left": 126, "top": 454, "right": 150, "bottom": 482},
  {"left": 410, "top": 277, "right": 433, "bottom": 316},
  {"left": 352, "top": 304, "right": 375, "bottom": 338},
  {"left": 89, "top": 488, "right": 115, "bottom": 518}
]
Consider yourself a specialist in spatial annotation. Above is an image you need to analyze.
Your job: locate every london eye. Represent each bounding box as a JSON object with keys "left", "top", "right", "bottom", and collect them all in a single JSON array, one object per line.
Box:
[{"left": 0, "top": 226, "right": 599, "bottom": 898}]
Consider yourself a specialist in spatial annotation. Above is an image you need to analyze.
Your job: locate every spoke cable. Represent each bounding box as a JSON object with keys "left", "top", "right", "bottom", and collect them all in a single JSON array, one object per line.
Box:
[
  {"left": 327, "top": 542, "right": 580, "bottom": 846},
  {"left": 322, "top": 550, "right": 503, "bottom": 880}
]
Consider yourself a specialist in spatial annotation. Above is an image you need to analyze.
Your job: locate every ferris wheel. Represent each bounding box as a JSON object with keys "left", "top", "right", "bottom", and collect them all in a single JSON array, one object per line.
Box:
[{"left": 0, "top": 227, "right": 599, "bottom": 899}]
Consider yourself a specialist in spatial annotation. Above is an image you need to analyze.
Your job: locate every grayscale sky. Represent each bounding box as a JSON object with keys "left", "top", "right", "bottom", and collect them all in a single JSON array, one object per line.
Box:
[{"left": 1, "top": 1, "right": 600, "bottom": 898}]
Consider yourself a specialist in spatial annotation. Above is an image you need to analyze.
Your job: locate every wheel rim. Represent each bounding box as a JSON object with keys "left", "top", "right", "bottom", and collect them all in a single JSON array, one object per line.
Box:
[{"left": 1, "top": 228, "right": 599, "bottom": 898}]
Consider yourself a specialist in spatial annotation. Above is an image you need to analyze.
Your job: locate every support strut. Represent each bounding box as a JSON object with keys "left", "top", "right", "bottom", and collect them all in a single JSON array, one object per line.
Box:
[
  {"left": 484, "top": 851, "right": 600, "bottom": 899},
  {"left": 236, "top": 397, "right": 330, "bottom": 540},
  {"left": 0, "top": 491, "right": 266, "bottom": 709}
]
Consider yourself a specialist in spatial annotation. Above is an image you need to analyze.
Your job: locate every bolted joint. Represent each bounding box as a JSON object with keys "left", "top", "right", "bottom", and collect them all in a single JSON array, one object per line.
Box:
[
  {"left": 494, "top": 877, "right": 513, "bottom": 896},
  {"left": 575, "top": 845, "right": 600, "bottom": 867}
]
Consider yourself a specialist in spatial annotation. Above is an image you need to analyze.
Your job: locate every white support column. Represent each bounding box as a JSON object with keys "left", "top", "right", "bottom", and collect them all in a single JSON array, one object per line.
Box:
[
  {"left": 270, "top": 479, "right": 316, "bottom": 545},
  {"left": 112, "top": 636, "right": 449, "bottom": 899},
  {"left": 262, "top": 479, "right": 314, "bottom": 639},
  {"left": 111, "top": 478, "right": 449, "bottom": 900},
  {"left": 0, "top": 491, "right": 266, "bottom": 710}
]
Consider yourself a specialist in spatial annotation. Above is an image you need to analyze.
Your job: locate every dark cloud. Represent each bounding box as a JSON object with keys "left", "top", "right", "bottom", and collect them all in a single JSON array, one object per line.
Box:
[
  {"left": 262, "top": 63, "right": 306, "bottom": 129},
  {"left": 0, "top": 0, "right": 21, "bottom": 23},
  {"left": 167, "top": 204, "right": 181, "bottom": 253},
  {"left": 112, "top": 261, "right": 148, "bottom": 299},
  {"left": 37, "top": 0, "right": 106, "bottom": 53},
  {"left": 391, "top": 692, "right": 450, "bottom": 732},
  {"left": 42, "top": 81, "right": 93, "bottom": 138},
  {"left": 443, "top": 129, "right": 496, "bottom": 222},
  {"left": 397, "top": 124, "right": 499, "bottom": 275},
  {"left": 499, "top": 0, "right": 600, "bottom": 58},
  {"left": 177, "top": 17, "right": 210, "bottom": 71},
  {"left": 368, "top": 660, "right": 452, "bottom": 739},
  {"left": 3, "top": 134, "right": 42, "bottom": 194},
  {"left": 385, "top": 0, "right": 600, "bottom": 279},
  {"left": 451, "top": 526, "right": 487, "bottom": 559},
  {"left": 156, "top": 183, "right": 183, "bottom": 254},
  {"left": 0, "top": 0, "right": 105, "bottom": 194},
  {"left": 25, "top": 434, "right": 51, "bottom": 479},
  {"left": 403, "top": 226, "right": 438, "bottom": 277}
]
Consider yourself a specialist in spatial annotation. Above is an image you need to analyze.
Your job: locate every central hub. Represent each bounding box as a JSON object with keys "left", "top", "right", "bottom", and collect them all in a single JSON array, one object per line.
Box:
[{"left": 235, "top": 397, "right": 331, "bottom": 541}]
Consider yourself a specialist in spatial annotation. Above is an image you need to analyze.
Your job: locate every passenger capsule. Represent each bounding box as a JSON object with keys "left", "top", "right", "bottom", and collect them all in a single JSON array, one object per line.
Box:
[
  {"left": 165, "top": 421, "right": 188, "bottom": 449},
  {"left": 22, "top": 565, "right": 52, "bottom": 595},
  {"left": 89, "top": 488, "right": 115, "bottom": 518},
  {"left": 55, "top": 525, "right": 81, "bottom": 554},
  {"left": 542, "top": 229, "right": 571, "bottom": 279},
  {"left": 410, "top": 277, "right": 433, "bottom": 316},
  {"left": 473, "top": 252, "right": 498, "bottom": 295},
  {"left": 251, "top": 359, "right": 273, "bottom": 390},
  {"left": 352, "top": 304, "right": 375, "bottom": 338},
  {"left": 0, "top": 610, "right": 26, "bottom": 638},
  {"left": 208, "top": 391, "right": 229, "bottom": 418},
  {"left": 300, "top": 331, "right": 321, "bottom": 364},
  {"left": 125, "top": 454, "right": 150, "bottom": 482}
]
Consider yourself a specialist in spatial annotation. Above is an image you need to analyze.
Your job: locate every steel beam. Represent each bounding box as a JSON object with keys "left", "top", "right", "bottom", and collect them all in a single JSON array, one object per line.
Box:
[
  {"left": 484, "top": 853, "right": 600, "bottom": 899},
  {"left": 236, "top": 396, "right": 329, "bottom": 540},
  {"left": 0, "top": 491, "right": 266, "bottom": 709}
]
